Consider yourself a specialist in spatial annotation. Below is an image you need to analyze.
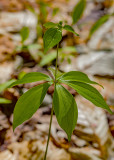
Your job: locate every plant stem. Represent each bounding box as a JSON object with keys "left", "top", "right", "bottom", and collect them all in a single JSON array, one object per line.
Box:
[
  {"left": 55, "top": 43, "right": 59, "bottom": 82},
  {"left": 44, "top": 43, "right": 59, "bottom": 160},
  {"left": 44, "top": 105, "right": 54, "bottom": 160}
]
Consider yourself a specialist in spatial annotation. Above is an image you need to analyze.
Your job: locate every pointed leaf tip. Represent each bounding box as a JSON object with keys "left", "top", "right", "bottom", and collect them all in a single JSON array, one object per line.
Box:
[
  {"left": 58, "top": 71, "right": 101, "bottom": 86},
  {"left": 20, "top": 26, "right": 29, "bottom": 43},
  {"left": 53, "top": 84, "right": 78, "bottom": 141},
  {"left": 72, "top": 0, "right": 86, "bottom": 24},
  {"left": 9, "top": 72, "right": 51, "bottom": 88},
  {"left": 13, "top": 83, "right": 50, "bottom": 130},
  {"left": 63, "top": 25, "right": 79, "bottom": 36},
  {"left": 64, "top": 81, "right": 112, "bottom": 114},
  {"left": 89, "top": 14, "right": 110, "bottom": 38},
  {"left": 43, "top": 28, "right": 62, "bottom": 53}
]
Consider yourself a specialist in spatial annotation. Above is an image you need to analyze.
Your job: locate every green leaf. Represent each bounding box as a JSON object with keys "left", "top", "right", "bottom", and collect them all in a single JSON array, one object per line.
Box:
[
  {"left": 48, "top": 67, "right": 64, "bottom": 79},
  {"left": 64, "top": 81, "right": 112, "bottom": 114},
  {"left": 58, "top": 71, "right": 101, "bottom": 86},
  {"left": 67, "top": 57, "right": 71, "bottom": 64},
  {"left": 63, "top": 25, "right": 79, "bottom": 36},
  {"left": 52, "top": 8, "right": 59, "bottom": 16},
  {"left": 18, "top": 71, "right": 26, "bottom": 80},
  {"left": 39, "top": 1, "right": 48, "bottom": 21},
  {"left": 43, "top": 22, "right": 58, "bottom": 28},
  {"left": 0, "top": 79, "right": 16, "bottom": 92},
  {"left": 0, "top": 98, "right": 11, "bottom": 104},
  {"left": 62, "top": 46, "right": 77, "bottom": 52},
  {"left": 72, "top": 0, "right": 86, "bottom": 24},
  {"left": 43, "top": 28, "right": 62, "bottom": 53},
  {"left": 27, "top": 44, "right": 42, "bottom": 50},
  {"left": 89, "top": 14, "right": 110, "bottom": 38},
  {"left": 9, "top": 72, "right": 52, "bottom": 88},
  {"left": 20, "top": 26, "right": 29, "bottom": 43},
  {"left": 40, "top": 46, "right": 77, "bottom": 66},
  {"left": 53, "top": 84, "right": 78, "bottom": 141},
  {"left": 40, "top": 51, "right": 56, "bottom": 66},
  {"left": 13, "top": 83, "right": 50, "bottom": 130},
  {"left": 37, "top": 24, "right": 43, "bottom": 37},
  {"left": 26, "top": 5, "right": 36, "bottom": 15}
]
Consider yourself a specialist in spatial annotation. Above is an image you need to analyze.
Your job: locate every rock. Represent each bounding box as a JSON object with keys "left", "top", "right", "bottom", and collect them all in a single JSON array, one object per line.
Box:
[
  {"left": 0, "top": 11, "right": 37, "bottom": 33},
  {"left": 60, "top": 51, "right": 114, "bottom": 77},
  {"left": 0, "top": 11, "right": 37, "bottom": 44},
  {"left": 0, "top": 62, "right": 14, "bottom": 84},
  {"left": 84, "top": 52, "right": 114, "bottom": 77}
]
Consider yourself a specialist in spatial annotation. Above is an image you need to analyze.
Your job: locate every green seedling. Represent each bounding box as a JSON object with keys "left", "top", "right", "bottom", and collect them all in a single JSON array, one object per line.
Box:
[
  {"left": 27, "top": 2, "right": 47, "bottom": 38},
  {"left": 72, "top": 0, "right": 86, "bottom": 24},
  {"left": 15, "top": 26, "right": 43, "bottom": 61},
  {"left": 72, "top": 0, "right": 111, "bottom": 40},
  {"left": 0, "top": 79, "right": 16, "bottom": 104},
  {"left": 27, "top": 1, "right": 59, "bottom": 39},
  {"left": 9, "top": 21, "right": 112, "bottom": 160},
  {"left": 0, "top": 79, "right": 16, "bottom": 92},
  {"left": 20, "top": 26, "right": 29, "bottom": 44},
  {"left": 39, "top": 46, "right": 77, "bottom": 66},
  {"left": 0, "top": 98, "right": 11, "bottom": 104},
  {"left": 89, "top": 14, "right": 110, "bottom": 38}
]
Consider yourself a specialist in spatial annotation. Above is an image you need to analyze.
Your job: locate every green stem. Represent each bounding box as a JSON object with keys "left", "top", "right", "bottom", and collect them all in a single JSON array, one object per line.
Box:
[
  {"left": 55, "top": 43, "right": 59, "bottom": 82},
  {"left": 44, "top": 105, "right": 54, "bottom": 160},
  {"left": 44, "top": 43, "right": 59, "bottom": 160}
]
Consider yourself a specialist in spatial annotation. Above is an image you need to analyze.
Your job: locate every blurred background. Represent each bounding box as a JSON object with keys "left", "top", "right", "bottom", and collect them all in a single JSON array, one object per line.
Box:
[{"left": 0, "top": 0, "right": 114, "bottom": 160}]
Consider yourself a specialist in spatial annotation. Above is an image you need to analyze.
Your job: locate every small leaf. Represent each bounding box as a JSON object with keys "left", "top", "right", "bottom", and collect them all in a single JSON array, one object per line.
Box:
[
  {"left": 37, "top": 24, "right": 43, "bottom": 37},
  {"left": 15, "top": 45, "right": 23, "bottom": 52},
  {"left": 52, "top": 8, "right": 59, "bottom": 16},
  {"left": 89, "top": 14, "right": 110, "bottom": 38},
  {"left": 9, "top": 72, "right": 52, "bottom": 88},
  {"left": 58, "top": 71, "right": 101, "bottom": 86},
  {"left": 27, "top": 44, "right": 42, "bottom": 50},
  {"left": 13, "top": 83, "right": 50, "bottom": 130},
  {"left": 18, "top": 71, "right": 26, "bottom": 80},
  {"left": 20, "top": 26, "right": 29, "bottom": 43},
  {"left": 0, "top": 98, "right": 11, "bottom": 104},
  {"left": 53, "top": 84, "right": 78, "bottom": 141},
  {"left": 72, "top": 0, "right": 86, "bottom": 24},
  {"left": 43, "top": 28, "right": 62, "bottom": 53},
  {"left": 64, "top": 81, "right": 112, "bottom": 114},
  {"left": 40, "top": 51, "right": 56, "bottom": 66},
  {"left": 0, "top": 79, "right": 16, "bottom": 92},
  {"left": 39, "top": 1, "right": 48, "bottom": 21},
  {"left": 62, "top": 46, "right": 76, "bottom": 52},
  {"left": 63, "top": 25, "right": 79, "bottom": 36},
  {"left": 48, "top": 67, "right": 64, "bottom": 79},
  {"left": 67, "top": 57, "right": 71, "bottom": 64},
  {"left": 26, "top": 5, "right": 36, "bottom": 15},
  {"left": 43, "top": 22, "right": 58, "bottom": 28}
]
